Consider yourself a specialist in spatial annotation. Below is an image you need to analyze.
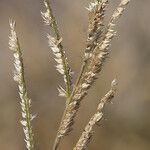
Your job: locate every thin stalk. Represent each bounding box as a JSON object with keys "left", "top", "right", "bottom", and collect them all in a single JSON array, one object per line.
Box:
[
  {"left": 52, "top": 108, "right": 67, "bottom": 150},
  {"left": 67, "top": 60, "right": 87, "bottom": 104},
  {"left": 19, "top": 45, "right": 34, "bottom": 150},
  {"left": 52, "top": 58, "right": 87, "bottom": 150}
]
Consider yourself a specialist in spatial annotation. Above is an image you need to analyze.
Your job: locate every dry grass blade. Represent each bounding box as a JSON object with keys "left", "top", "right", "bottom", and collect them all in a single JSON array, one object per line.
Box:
[
  {"left": 73, "top": 79, "right": 117, "bottom": 150},
  {"left": 9, "top": 20, "right": 35, "bottom": 150}
]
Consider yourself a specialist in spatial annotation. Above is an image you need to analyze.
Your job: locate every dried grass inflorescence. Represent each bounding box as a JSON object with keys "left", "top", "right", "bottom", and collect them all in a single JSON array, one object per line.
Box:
[
  {"left": 41, "top": 0, "right": 73, "bottom": 98},
  {"left": 45, "top": 1, "right": 130, "bottom": 149},
  {"left": 71, "top": 0, "right": 130, "bottom": 105},
  {"left": 73, "top": 79, "right": 117, "bottom": 150},
  {"left": 9, "top": 20, "right": 34, "bottom": 150},
  {"left": 9, "top": 0, "right": 130, "bottom": 149}
]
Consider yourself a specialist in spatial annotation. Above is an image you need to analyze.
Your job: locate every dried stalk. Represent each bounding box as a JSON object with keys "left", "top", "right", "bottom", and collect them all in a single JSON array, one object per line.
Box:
[{"left": 9, "top": 20, "right": 34, "bottom": 150}]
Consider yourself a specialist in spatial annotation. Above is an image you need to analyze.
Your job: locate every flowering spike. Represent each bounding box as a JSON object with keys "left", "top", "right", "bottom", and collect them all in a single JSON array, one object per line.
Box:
[
  {"left": 9, "top": 20, "right": 34, "bottom": 150},
  {"left": 42, "top": 0, "right": 73, "bottom": 97},
  {"left": 73, "top": 79, "right": 117, "bottom": 150}
]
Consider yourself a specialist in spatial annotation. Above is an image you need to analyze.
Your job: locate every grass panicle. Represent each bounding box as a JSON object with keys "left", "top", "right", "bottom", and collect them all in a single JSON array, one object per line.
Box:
[
  {"left": 48, "top": 1, "right": 130, "bottom": 149},
  {"left": 9, "top": 20, "right": 34, "bottom": 150},
  {"left": 9, "top": 0, "right": 130, "bottom": 149},
  {"left": 73, "top": 79, "right": 117, "bottom": 150},
  {"left": 70, "top": 0, "right": 131, "bottom": 107},
  {"left": 41, "top": 0, "right": 73, "bottom": 98}
]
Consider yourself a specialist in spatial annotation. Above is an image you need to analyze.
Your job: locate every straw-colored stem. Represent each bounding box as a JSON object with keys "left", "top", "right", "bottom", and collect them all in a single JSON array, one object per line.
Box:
[
  {"left": 52, "top": 109, "right": 67, "bottom": 150},
  {"left": 68, "top": 60, "right": 87, "bottom": 104},
  {"left": 52, "top": 59, "right": 88, "bottom": 150}
]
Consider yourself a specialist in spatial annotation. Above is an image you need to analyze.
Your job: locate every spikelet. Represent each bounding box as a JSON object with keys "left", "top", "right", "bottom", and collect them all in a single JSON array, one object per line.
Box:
[
  {"left": 41, "top": 0, "right": 53, "bottom": 26},
  {"left": 57, "top": 86, "right": 66, "bottom": 97},
  {"left": 47, "top": 34, "right": 73, "bottom": 97},
  {"left": 73, "top": 79, "right": 117, "bottom": 150},
  {"left": 85, "top": 0, "right": 109, "bottom": 60},
  {"left": 86, "top": 0, "right": 98, "bottom": 12},
  {"left": 9, "top": 20, "right": 34, "bottom": 150},
  {"left": 41, "top": 0, "right": 72, "bottom": 97},
  {"left": 56, "top": 101, "right": 79, "bottom": 138},
  {"left": 47, "top": 35, "right": 64, "bottom": 75}
]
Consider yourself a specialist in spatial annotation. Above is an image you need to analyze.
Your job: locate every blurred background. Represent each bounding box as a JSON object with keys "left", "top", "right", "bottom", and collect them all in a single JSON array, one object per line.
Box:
[{"left": 0, "top": 0, "right": 150, "bottom": 149}]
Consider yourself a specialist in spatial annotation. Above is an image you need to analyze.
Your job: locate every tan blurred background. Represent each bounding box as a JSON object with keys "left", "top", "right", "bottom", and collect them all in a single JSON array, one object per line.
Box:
[{"left": 0, "top": 0, "right": 150, "bottom": 149}]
